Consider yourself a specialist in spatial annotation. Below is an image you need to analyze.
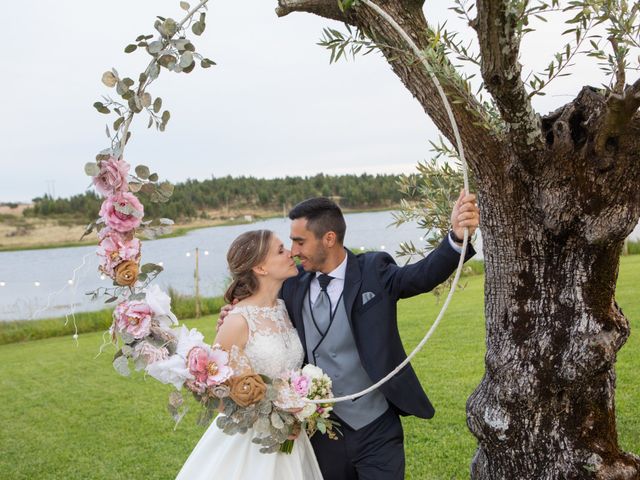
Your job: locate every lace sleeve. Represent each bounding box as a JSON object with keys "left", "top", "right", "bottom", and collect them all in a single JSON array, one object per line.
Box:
[{"left": 228, "top": 345, "right": 253, "bottom": 376}]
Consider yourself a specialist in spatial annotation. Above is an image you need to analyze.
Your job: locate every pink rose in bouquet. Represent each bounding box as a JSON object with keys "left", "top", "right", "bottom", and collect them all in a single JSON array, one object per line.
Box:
[
  {"left": 114, "top": 300, "right": 152, "bottom": 338},
  {"left": 97, "top": 229, "right": 141, "bottom": 276},
  {"left": 290, "top": 371, "right": 311, "bottom": 397},
  {"left": 99, "top": 192, "right": 144, "bottom": 233},
  {"left": 187, "top": 346, "right": 233, "bottom": 389},
  {"left": 94, "top": 156, "right": 130, "bottom": 195}
]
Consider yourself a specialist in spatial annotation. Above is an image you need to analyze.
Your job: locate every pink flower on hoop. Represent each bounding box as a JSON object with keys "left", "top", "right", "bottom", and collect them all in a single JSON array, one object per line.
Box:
[
  {"left": 114, "top": 300, "right": 152, "bottom": 339},
  {"left": 187, "top": 346, "right": 233, "bottom": 388},
  {"left": 97, "top": 229, "right": 141, "bottom": 276},
  {"left": 99, "top": 192, "right": 144, "bottom": 233},
  {"left": 94, "top": 156, "right": 130, "bottom": 195}
]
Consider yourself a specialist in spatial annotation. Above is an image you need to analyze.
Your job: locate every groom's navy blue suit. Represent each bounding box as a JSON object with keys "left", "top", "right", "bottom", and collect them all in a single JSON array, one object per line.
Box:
[{"left": 281, "top": 238, "right": 475, "bottom": 480}]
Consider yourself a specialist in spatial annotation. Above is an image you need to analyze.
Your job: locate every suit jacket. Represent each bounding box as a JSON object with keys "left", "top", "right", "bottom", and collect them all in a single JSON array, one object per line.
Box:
[{"left": 281, "top": 238, "right": 476, "bottom": 419}]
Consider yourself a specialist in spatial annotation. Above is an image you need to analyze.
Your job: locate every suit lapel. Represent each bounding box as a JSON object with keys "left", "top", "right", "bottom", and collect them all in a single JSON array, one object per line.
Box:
[
  {"left": 343, "top": 249, "right": 362, "bottom": 332},
  {"left": 291, "top": 271, "right": 313, "bottom": 357}
]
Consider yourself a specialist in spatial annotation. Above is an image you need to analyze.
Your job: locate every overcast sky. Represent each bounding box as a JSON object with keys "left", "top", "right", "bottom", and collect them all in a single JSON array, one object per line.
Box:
[{"left": 0, "top": 1, "right": 617, "bottom": 203}]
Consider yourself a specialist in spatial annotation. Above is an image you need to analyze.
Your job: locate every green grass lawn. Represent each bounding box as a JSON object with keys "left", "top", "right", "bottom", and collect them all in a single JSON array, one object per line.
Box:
[{"left": 0, "top": 257, "right": 638, "bottom": 479}]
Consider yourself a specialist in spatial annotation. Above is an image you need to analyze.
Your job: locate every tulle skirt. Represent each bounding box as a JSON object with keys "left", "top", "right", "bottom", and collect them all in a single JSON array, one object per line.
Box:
[{"left": 175, "top": 417, "right": 324, "bottom": 480}]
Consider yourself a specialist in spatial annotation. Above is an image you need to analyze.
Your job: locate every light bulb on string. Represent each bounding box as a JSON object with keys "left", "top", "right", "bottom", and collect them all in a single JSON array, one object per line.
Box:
[
  {"left": 204, "top": 250, "right": 209, "bottom": 256},
  {"left": 34, "top": 281, "right": 41, "bottom": 287},
  {"left": 0, "top": 281, "right": 5, "bottom": 287},
  {"left": 186, "top": 252, "right": 191, "bottom": 257}
]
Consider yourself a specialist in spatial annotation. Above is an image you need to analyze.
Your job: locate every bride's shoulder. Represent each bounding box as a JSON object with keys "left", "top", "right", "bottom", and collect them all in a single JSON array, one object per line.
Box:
[{"left": 216, "top": 312, "right": 250, "bottom": 350}]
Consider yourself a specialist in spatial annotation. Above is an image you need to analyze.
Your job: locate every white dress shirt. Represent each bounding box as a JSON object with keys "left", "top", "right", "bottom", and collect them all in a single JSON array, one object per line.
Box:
[{"left": 309, "top": 251, "right": 348, "bottom": 310}]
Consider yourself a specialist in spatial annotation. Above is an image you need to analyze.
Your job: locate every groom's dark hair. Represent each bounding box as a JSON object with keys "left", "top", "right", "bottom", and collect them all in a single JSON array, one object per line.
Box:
[{"left": 289, "top": 197, "right": 346, "bottom": 244}]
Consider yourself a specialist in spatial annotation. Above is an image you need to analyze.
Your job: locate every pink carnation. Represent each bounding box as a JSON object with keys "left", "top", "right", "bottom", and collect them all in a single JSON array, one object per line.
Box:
[
  {"left": 187, "top": 346, "right": 233, "bottom": 388},
  {"left": 94, "top": 157, "right": 130, "bottom": 195},
  {"left": 97, "top": 229, "right": 141, "bottom": 276},
  {"left": 290, "top": 371, "right": 311, "bottom": 397},
  {"left": 114, "top": 300, "right": 152, "bottom": 339},
  {"left": 99, "top": 192, "right": 144, "bottom": 233}
]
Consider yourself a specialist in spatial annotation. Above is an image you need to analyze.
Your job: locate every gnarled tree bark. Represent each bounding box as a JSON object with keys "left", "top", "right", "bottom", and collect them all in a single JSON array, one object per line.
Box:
[{"left": 275, "top": 0, "right": 640, "bottom": 478}]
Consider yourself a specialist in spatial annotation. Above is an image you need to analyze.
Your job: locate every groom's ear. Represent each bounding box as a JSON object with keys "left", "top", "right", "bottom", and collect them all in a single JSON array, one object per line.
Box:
[{"left": 323, "top": 231, "right": 337, "bottom": 248}]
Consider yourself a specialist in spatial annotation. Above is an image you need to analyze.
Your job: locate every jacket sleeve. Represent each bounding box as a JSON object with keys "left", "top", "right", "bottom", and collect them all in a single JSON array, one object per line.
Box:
[{"left": 377, "top": 237, "right": 476, "bottom": 299}]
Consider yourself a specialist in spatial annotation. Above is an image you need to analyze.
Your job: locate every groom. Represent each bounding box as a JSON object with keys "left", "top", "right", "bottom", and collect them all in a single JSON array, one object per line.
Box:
[
  {"left": 222, "top": 194, "right": 479, "bottom": 479},
  {"left": 282, "top": 195, "right": 478, "bottom": 480}
]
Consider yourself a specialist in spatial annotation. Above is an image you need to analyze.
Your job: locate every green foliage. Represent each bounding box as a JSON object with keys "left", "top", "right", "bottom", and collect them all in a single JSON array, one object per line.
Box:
[
  {"left": 25, "top": 173, "right": 406, "bottom": 223},
  {"left": 0, "top": 292, "right": 225, "bottom": 346},
  {"left": 625, "top": 239, "right": 640, "bottom": 255}
]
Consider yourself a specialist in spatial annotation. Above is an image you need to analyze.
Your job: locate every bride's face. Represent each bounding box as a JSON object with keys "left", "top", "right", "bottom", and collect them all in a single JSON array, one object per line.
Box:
[{"left": 257, "top": 235, "right": 298, "bottom": 280}]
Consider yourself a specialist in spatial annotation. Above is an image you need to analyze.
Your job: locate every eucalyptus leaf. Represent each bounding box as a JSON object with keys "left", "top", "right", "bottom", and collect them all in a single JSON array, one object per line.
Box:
[
  {"left": 129, "top": 182, "right": 142, "bottom": 193},
  {"left": 153, "top": 97, "right": 162, "bottom": 113},
  {"left": 179, "top": 51, "right": 194, "bottom": 68},
  {"left": 182, "top": 61, "right": 195, "bottom": 74},
  {"left": 141, "top": 93, "right": 152, "bottom": 108},
  {"left": 124, "top": 44, "right": 137, "bottom": 53},
  {"left": 84, "top": 162, "right": 100, "bottom": 176},
  {"left": 192, "top": 22, "right": 204, "bottom": 36},
  {"left": 113, "top": 116, "right": 125, "bottom": 131},
  {"left": 135, "top": 165, "right": 151, "bottom": 179},
  {"left": 149, "top": 63, "right": 160, "bottom": 81},
  {"left": 101, "top": 71, "right": 117, "bottom": 88},
  {"left": 147, "top": 41, "right": 163, "bottom": 54},
  {"left": 113, "top": 356, "right": 131, "bottom": 377},
  {"left": 148, "top": 173, "right": 159, "bottom": 182},
  {"left": 162, "top": 18, "right": 178, "bottom": 38},
  {"left": 201, "top": 58, "right": 216, "bottom": 68},
  {"left": 180, "top": 1, "right": 190, "bottom": 10},
  {"left": 161, "top": 110, "right": 171, "bottom": 124},
  {"left": 158, "top": 54, "right": 177, "bottom": 69}
]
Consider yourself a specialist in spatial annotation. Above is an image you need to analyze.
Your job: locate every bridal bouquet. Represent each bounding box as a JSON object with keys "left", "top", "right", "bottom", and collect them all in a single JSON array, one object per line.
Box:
[{"left": 128, "top": 325, "right": 339, "bottom": 454}]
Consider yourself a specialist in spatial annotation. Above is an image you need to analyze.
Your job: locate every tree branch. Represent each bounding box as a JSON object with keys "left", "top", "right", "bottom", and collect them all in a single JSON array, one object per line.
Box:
[
  {"left": 275, "top": 0, "right": 506, "bottom": 178},
  {"left": 474, "top": 0, "right": 543, "bottom": 155},
  {"left": 595, "top": 78, "right": 640, "bottom": 156},
  {"left": 275, "top": 0, "right": 350, "bottom": 22}
]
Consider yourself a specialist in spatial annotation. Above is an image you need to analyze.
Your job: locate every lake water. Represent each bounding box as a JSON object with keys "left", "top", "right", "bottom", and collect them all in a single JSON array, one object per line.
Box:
[
  {"left": 1, "top": 211, "right": 638, "bottom": 322},
  {"left": 0, "top": 211, "right": 455, "bottom": 321}
]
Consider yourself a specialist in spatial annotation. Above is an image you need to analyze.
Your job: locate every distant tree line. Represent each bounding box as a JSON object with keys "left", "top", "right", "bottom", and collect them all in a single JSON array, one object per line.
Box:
[{"left": 25, "top": 173, "right": 405, "bottom": 223}]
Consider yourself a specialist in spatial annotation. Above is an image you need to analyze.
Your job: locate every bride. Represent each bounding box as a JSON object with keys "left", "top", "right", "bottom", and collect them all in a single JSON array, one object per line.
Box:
[{"left": 176, "top": 229, "right": 324, "bottom": 480}]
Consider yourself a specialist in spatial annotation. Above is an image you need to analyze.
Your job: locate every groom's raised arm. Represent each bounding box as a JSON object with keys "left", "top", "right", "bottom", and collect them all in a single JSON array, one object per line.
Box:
[{"left": 377, "top": 236, "right": 476, "bottom": 299}]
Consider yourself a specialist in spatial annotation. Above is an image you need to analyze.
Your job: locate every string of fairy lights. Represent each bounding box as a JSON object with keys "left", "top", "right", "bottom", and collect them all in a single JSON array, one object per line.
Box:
[{"left": 0, "top": 242, "right": 407, "bottom": 291}]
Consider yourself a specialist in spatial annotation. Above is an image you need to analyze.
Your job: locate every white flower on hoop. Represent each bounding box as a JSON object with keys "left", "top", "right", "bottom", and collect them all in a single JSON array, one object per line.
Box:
[{"left": 144, "top": 284, "right": 178, "bottom": 327}]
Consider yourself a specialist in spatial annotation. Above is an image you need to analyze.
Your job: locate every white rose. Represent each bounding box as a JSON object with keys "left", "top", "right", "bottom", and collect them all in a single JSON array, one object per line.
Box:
[
  {"left": 295, "top": 402, "right": 317, "bottom": 421},
  {"left": 301, "top": 364, "right": 324, "bottom": 380},
  {"left": 144, "top": 284, "right": 178, "bottom": 326}
]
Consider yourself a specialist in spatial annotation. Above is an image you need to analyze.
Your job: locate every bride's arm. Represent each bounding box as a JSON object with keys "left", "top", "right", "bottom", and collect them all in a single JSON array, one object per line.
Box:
[
  {"left": 214, "top": 313, "right": 249, "bottom": 351},
  {"left": 213, "top": 313, "right": 249, "bottom": 413}
]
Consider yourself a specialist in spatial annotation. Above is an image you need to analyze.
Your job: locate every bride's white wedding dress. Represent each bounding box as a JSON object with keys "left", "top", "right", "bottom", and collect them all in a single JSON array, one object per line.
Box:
[{"left": 175, "top": 300, "right": 323, "bottom": 480}]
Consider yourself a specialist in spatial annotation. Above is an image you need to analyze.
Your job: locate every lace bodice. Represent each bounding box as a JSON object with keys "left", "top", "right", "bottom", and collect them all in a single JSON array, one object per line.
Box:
[{"left": 231, "top": 299, "right": 304, "bottom": 379}]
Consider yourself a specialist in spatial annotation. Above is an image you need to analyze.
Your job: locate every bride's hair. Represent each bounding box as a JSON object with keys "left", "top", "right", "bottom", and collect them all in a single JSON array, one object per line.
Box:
[{"left": 224, "top": 229, "right": 273, "bottom": 303}]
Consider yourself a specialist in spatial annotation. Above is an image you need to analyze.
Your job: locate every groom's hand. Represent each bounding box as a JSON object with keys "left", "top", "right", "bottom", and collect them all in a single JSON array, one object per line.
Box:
[
  {"left": 451, "top": 189, "right": 479, "bottom": 242},
  {"left": 216, "top": 299, "right": 238, "bottom": 331}
]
